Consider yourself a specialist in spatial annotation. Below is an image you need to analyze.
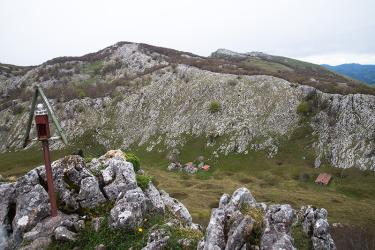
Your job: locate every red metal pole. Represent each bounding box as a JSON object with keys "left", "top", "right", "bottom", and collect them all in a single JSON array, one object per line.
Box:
[{"left": 42, "top": 140, "right": 58, "bottom": 217}]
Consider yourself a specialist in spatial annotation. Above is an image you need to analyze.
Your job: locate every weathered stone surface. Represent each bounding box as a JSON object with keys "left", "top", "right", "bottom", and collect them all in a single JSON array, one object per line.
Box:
[
  {"left": 160, "top": 190, "right": 192, "bottom": 226},
  {"left": 18, "top": 236, "right": 52, "bottom": 250},
  {"left": 12, "top": 184, "right": 50, "bottom": 245},
  {"left": 77, "top": 176, "right": 106, "bottom": 208},
  {"left": 203, "top": 208, "right": 226, "bottom": 250},
  {"left": 102, "top": 157, "right": 137, "bottom": 200},
  {"left": 227, "top": 187, "right": 256, "bottom": 211},
  {"left": 92, "top": 217, "right": 104, "bottom": 232},
  {"left": 109, "top": 189, "right": 145, "bottom": 230},
  {"left": 261, "top": 204, "right": 296, "bottom": 250},
  {"left": 299, "top": 206, "right": 336, "bottom": 250},
  {"left": 144, "top": 183, "right": 165, "bottom": 214},
  {"left": 0, "top": 183, "right": 15, "bottom": 228},
  {"left": 54, "top": 226, "right": 77, "bottom": 242},
  {"left": 225, "top": 216, "right": 253, "bottom": 250},
  {"left": 23, "top": 213, "right": 79, "bottom": 242},
  {"left": 311, "top": 219, "right": 336, "bottom": 250},
  {"left": 141, "top": 228, "right": 170, "bottom": 250}
]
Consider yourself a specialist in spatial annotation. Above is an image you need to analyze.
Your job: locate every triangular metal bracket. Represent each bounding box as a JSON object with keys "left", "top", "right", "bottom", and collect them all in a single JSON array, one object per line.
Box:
[{"left": 23, "top": 86, "right": 68, "bottom": 148}]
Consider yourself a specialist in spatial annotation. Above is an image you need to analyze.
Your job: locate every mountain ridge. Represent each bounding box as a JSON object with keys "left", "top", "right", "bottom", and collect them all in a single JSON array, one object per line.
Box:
[
  {"left": 322, "top": 63, "right": 375, "bottom": 85},
  {"left": 0, "top": 41, "right": 375, "bottom": 171}
]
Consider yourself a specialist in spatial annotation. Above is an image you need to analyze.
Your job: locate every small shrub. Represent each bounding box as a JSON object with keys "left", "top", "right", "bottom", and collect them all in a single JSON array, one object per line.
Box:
[
  {"left": 12, "top": 104, "right": 24, "bottom": 115},
  {"left": 240, "top": 205, "right": 264, "bottom": 246},
  {"left": 228, "top": 79, "right": 238, "bottom": 86},
  {"left": 296, "top": 101, "right": 311, "bottom": 116},
  {"left": 125, "top": 152, "right": 141, "bottom": 172},
  {"left": 136, "top": 174, "right": 153, "bottom": 190},
  {"left": 208, "top": 101, "right": 221, "bottom": 113}
]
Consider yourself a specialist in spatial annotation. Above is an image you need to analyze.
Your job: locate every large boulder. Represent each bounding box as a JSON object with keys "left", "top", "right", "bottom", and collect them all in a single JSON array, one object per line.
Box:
[
  {"left": 11, "top": 182, "right": 51, "bottom": 246},
  {"left": 101, "top": 157, "right": 137, "bottom": 201},
  {"left": 77, "top": 176, "right": 106, "bottom": 208},
  {"left": 109, "top": 188, "right": 146, "bottom": 230}
]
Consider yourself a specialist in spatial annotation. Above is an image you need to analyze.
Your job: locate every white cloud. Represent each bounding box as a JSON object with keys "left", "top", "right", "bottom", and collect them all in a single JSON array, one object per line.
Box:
[
  {"left": 0, "top": 0, "right": 374, "bottom": 65},
  {"left": 298, "top": 54, "right": 375, "bottom": 65}
]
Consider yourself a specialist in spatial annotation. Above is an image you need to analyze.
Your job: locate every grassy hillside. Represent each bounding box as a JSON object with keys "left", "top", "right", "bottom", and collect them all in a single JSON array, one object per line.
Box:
[{"left": 2, "top": 126, "right": 374, "bottom": 231}]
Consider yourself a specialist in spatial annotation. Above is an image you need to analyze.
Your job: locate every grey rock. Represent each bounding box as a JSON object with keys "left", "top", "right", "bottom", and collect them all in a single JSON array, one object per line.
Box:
[
  {"left": 77, "top": 176, "right": 106, "bottom": 208},
  {"left": 203, "top": 208, "right": 226, "bottom": 250},
  {"left": 102, "top": 157, "right": 137, "bottom": 200},
  {"left": 60, "top": 155, "right": 92, "bottom": 186},
  {"left": 0, "top": 183, "right": 15, "bottom": 227},
  {"left": 260, "top": 204, "right": 296, "bottom": 250},
  {"left": 109, "top": 189, "right": 144, "bottom": 230},
  {"left": 92, "top": 217, "right": 104, "bottom": 232},
  {"left": 74, "top": 220, "right": 85, "bottom": 232},
  {"left": 141, "top": 228, "right": 170, "bottom": 250},
  {"left": 227, "top": 187, "right": 256, "bottom": 212},
  {"left": 300, "top": 206, "right": 336, "bottom": 250},
  {"left": 87, "top": 158, "right": 102, "bottom": 174},
  {"left": 144, "top": 183, "right": 165, "bottom": 214},
  {"left": 160, "top": 190, "right": 192, "bottom": 226},
  {"left": 18, "top": 236, "right": 52, "bottom": 250},
  {"left": 23, "top": 213, "right": 79, "bottom": 242},
  {"left": 54, "top": 226, "right": 77, "bottom": 242},
  {"left": 225, "top": 216, "right": 253, "bottom": 250},
  {"left": 95, "top": 244, "right": 107, "bottom": 250},
  {"left": 218, "top": 193, "right": 230, "bottom": 209},
  {"left": 12, "top": 184, "right": 50, "bottom": 245}
]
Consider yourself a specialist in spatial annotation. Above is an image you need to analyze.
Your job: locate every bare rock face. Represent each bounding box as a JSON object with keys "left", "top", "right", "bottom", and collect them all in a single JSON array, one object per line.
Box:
[
  {"left": 144, "top": 183, "right": 165, "bottom": 214},
  {"left": 260, "top": 204, "right": 296, "bottom": 250},
  {"left": 77, "top": 176, "right": 106, "bottom": 209},
  {"left": 299, "top": 206, "right": 336, "bottom": 250},
  {"left": 109, "top": 188, "right": 147, "bottom": 230},
  {"left": 12, "top": 180, "right": 51, "bottom": 246},
  {"left": 160, "top": 190, "right": 192, "bottom": 226},
  {"left": 101, "top": 157, "right": 137, "bottom": 201},
  {"left": 199, "top": 187, "right": 257, "bottom": 250}
]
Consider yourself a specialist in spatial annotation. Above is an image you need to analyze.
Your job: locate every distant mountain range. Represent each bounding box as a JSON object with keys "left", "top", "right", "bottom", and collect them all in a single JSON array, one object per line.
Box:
[{"left": 322, "top": 63, "right": 375, "bottom": 85}]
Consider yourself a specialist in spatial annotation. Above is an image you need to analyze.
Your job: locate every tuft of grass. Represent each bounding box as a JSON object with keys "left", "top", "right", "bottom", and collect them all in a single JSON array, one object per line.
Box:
[
  {"left": 136, "top": 174, "right": 153, "bottom": 190},
  {"left": 125, "top": 152, "right": 141, "bottom": 172},
  {"left": 240, "top": 205, "right": 264, "bottom": 246},
  {"left": 208, "top": 101, "right": 221, "bottom": 113},
  {"left": 292, "top": 223, "right": 312, "bottom": 250}
]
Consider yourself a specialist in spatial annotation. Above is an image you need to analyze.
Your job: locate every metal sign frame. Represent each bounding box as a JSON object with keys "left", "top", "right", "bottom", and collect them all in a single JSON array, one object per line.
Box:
[{"left": 23, "top": 86, "right": 68, "bottom": 147}]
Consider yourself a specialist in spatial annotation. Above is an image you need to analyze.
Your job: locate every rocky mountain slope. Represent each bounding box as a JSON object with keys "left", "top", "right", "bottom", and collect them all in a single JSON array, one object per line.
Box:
[
  {"left": 0, "top": 150, "right": 336, "bottom": 249},
  {"left": 0, "top": 42, "right": 375, "bottom": 171}
]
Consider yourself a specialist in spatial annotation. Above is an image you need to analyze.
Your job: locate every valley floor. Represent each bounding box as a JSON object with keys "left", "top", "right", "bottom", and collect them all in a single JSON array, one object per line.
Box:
[{"left": 1, "top": 135, "right": 375, "bottom": 248}]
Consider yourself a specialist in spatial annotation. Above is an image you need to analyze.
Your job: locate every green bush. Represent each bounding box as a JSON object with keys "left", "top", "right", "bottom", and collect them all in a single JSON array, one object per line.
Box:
[
  {"left": 136, "top": 174, "right": 153, "bottom": 190},
  {"left": 125, "top": 152, "right": 141, "bottom": 172},
  {"left": 296, "top": 101, "right": 311, "bottom": 116},
  {"left": 208, "top": 101, "right": 221, "bottom": 113}
]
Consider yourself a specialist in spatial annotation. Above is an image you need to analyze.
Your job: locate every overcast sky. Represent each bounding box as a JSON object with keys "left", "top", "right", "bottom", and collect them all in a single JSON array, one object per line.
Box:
[{"left": 1, "top": 0, "right": 374, "bottom": 66}]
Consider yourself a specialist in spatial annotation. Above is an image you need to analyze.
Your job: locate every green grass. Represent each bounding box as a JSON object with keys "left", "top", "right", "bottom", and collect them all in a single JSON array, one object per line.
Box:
[
  {"left": 1, "top": 126, "right": 375, "bottom": 232},
  {"left": 48, "top": 212, "right": 201, "bottom": 250}
]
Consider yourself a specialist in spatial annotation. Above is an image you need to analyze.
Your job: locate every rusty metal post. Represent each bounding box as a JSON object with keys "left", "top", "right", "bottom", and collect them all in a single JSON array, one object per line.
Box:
[
  {"left": 42, "top": 140, "right": 58, "bottom": 217},
  {"left": 34, "top": 103, "right": 58, "bottom": 217}
]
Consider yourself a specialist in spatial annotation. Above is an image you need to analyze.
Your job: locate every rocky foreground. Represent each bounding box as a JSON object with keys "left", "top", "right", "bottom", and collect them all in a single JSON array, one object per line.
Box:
[{"left": 0, "top": 150, "right": 336, "bottom": 249}]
